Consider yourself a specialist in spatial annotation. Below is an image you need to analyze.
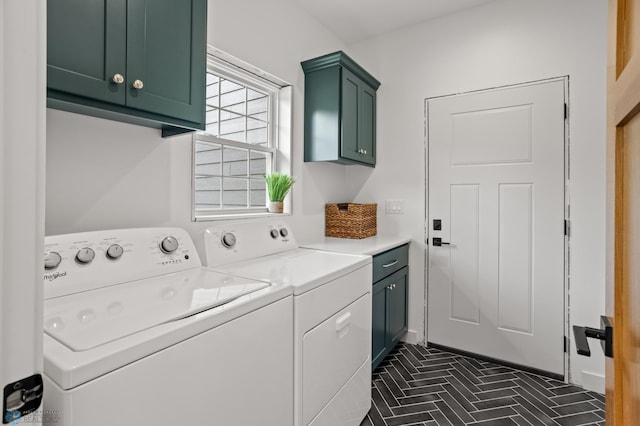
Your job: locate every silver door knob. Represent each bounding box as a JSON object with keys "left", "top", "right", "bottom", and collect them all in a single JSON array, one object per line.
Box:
[
  {"left": 112, "top": 74, "right": 124, "bottom": 84},
  {"left": 132, "top": 79, "right": 144, "bottom": 90}
]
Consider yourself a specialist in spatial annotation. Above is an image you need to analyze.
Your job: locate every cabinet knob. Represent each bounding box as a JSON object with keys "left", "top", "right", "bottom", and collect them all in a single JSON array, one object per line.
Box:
[
  {"left": 132, "top": 79, "right": 144, "bottom": 90},
  {"left": 112, "top": 74, "right": 125, "bottom": 84}
]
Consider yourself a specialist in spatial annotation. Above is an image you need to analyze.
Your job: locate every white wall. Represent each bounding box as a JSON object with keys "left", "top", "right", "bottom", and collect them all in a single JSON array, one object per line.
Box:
[
  {"left": 46, "top": 0, "right": 608, "bottom": 390},
  {"left": 46, "top": 0, "right": 354, "bottom": 256},
  {"left": 346, "top": 0, "right": 607, "bottom": 389}
]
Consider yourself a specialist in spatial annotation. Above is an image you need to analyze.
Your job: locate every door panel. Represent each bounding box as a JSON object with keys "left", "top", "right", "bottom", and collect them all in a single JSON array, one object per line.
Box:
[
  {"left": 126, "top": 0, "right": 206, "bottom": 123},
  {"left": 498, "top": 183, "right": 533, "bottom": 334},
  {"left": 341, "top": 67, "right": 360, "bottom": 162},
  {"left": 449, "top": 184, "right": 480, "bottom": 324},
  {"left": 47, "top": 0, "right": 126, "bottom": 104},
  {"left": 606, "top": 0, "right": 640, "bottom": 423},
  {"left": 371, "top": 280, "right": 388, "bottom": 368},
  {"left": 428, "top": 80, "right": 566, "bottom": 375},
  {"left": 387, "top": 268, "right": 408, "bottom": 346},
  {"left": 360, "top": 85, "right": 376, "bottom": 165}
]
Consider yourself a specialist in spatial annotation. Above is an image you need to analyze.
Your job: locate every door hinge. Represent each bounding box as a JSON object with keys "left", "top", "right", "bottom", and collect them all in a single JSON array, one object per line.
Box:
[
  {"left": 564, "top": 103, "right": 568, "bottom": 119},
  {"left": 564, "top": 336, "right": 568, "bottom": 353},
  {"left": 564, "top": 219, "right": 570, "bottom": 236}
]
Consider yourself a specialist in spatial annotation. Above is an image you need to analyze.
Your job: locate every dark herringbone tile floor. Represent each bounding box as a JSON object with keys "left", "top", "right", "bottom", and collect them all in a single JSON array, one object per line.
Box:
[{"left": 360, "top": 343, "right": 605, "bottom": 426}]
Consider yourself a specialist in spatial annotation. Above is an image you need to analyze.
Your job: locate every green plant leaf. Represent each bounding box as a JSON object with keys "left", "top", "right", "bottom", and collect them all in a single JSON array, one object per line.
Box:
[{"left": 264, "top": 173, "right": 295, "bottom": 202}]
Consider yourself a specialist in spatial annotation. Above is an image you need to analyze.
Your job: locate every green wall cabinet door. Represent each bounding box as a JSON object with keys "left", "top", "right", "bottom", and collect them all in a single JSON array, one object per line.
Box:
[
  {"left": 371, "top": 244, "right": 409, "bottom": 371},
  {"left": 302, "top": 51, "right": 380, "bottom": 167},
  {"left": 47, "top": 0, "right": 127, "bottom": 105},
  {"left": 47, "top": 0, "right": 206, "bottom": 134}
]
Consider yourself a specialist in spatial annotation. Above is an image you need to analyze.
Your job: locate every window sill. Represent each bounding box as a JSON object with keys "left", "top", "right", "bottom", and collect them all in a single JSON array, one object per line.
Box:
[{"left": 193, "top": 211, "right": 292, "bottom": 222}]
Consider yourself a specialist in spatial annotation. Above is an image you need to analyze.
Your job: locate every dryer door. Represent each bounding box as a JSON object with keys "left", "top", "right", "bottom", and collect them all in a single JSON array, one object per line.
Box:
[{"left": 302, "top": 293, "right": 371, "bottom": 425}]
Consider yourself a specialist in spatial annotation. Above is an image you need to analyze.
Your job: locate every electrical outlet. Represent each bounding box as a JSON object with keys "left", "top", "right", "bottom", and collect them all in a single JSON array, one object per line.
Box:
[{"left": 385, "top": 199, "right": 405, "bottom": 214}]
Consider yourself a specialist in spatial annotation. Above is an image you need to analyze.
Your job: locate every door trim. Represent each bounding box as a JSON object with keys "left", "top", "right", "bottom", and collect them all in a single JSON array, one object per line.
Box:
[{"left": 423, "top": 76, "right": 570, "bottom": 380}]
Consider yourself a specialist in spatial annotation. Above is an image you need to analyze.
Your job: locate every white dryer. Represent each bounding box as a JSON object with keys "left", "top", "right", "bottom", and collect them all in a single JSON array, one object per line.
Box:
[
  {"left": 42, "top": 227, "right": 293, "bottom": 426},
  {"left": 204, "top": 221, "right": 372, "bottom": 426}
]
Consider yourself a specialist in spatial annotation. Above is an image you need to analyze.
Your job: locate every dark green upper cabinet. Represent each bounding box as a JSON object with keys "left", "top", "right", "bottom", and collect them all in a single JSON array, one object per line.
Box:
[
  {"left": 47, "top": 0, "right": 206, "bottom": 134},
  {"left": 301, "top": 51, "right": 380, "bottom": 167}
]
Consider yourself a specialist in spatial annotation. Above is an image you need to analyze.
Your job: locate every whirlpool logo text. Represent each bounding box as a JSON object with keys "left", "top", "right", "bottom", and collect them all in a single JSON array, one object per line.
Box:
[{"left": 44, "top": 271, "right": 67, "bottom": 282}]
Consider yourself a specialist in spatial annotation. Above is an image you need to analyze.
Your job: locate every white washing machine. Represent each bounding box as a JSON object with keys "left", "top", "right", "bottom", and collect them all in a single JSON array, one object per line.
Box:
[
  {"left": 42, "top": 227, "right": 293, "bottom": 426},
  {"left": 203, "top": 221, "right": 372, "bottom": 426}
]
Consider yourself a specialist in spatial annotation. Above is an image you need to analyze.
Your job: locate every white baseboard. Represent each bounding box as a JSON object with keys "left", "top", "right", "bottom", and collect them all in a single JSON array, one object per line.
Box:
[
  {"left": 582, "top": 371, "right": 605, "bottom": 394},
  {"left": 401, "top": 329, "right": 420, "bottom": 345}
]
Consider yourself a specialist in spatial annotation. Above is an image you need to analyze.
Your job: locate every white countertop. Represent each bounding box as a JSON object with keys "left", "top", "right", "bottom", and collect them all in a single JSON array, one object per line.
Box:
[{"left": 301, "top": 235, "right": 411, "bottom": 256}]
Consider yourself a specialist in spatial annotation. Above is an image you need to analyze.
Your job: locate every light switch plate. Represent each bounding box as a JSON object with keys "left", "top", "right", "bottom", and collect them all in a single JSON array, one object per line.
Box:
[{"left": 385, "top": 199, "right": 405, "bottom": 214}]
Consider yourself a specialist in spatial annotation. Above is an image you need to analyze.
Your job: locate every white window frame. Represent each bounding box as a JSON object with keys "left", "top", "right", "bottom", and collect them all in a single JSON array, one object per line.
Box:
[{"left": 192, "top": 46, "right": 292, "bottom": 221}]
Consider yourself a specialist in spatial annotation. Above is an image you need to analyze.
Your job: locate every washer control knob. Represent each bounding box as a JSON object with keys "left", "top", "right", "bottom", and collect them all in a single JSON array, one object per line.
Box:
[
  {"left": 279, "top": 228, "right": 288, "bottom": 238},
  {"left": 221, "top": 233, "right": 237, "bottom": 248},
  {"left": 75, "top": 247, "right": 95, "bottom": 264},
  {"left": 270, "top": 229, "right": 279, "bottom": 239},
  {"left": 159, "top": 236, "right": 179, "bottom": 254},
  {"left": 106, "top": 244, "right": 124, "bottom": 260},
  {"left": 44, "top": 251, "right": 62, "bottom": 270}
]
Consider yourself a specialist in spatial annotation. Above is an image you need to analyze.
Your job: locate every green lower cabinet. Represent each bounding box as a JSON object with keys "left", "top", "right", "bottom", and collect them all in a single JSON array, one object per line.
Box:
[
  {"left": 371, "top": 266, "right": 408, "bottom": 371},
  {"left": 47, "top": 0, "right": 206, "bottom": 134}
]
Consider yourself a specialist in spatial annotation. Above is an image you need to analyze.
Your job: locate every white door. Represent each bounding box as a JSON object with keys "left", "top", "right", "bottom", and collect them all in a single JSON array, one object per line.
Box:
[
  {"left": 427, "top": 79, "right": 566, "bottom": 375},
  {"left": 0, "top": 0, "right": 46, "bottom": 424}
]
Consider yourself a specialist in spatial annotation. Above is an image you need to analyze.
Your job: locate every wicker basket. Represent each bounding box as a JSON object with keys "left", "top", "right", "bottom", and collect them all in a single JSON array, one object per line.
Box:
[{"left": 325, "top": 203, "right": 377, "bottom": 239}]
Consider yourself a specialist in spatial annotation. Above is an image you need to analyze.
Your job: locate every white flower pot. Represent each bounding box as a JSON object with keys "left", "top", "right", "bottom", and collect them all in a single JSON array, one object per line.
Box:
[{"left": 268, "top": 201, "right": 284, "bottom": 213}]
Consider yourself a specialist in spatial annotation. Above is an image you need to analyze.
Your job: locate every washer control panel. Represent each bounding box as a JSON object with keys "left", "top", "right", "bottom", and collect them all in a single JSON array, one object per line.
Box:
[
  {"left": 43, "top": 227, "right": 201, "bottom": 299},
  {"left": 203, "top": 221, "right": 297, "bottom": 267}
]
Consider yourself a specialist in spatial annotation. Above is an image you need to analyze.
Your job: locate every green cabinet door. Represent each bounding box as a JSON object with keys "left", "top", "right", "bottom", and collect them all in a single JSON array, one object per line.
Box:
[
  {"left": 359, "top": 84, "right": 376, "bottom": 165},
  {"left": 371, "top": 264, "right": 409, "bottom": 372},
  {"left": 372, "top": 279, "right": 388, "bottom": 369},
  {"left": 387, "top": 267, "right": 408, "bottom": 347},
  {"left": 126, "top": 0, "right": 206, "bottom": 124},
  {"left": 341, "top": 68, "right": 361, "bottom": 163},
  {"left": 340, "top": 67, "right": 376, "bottom": 165},
  {"left": 47, "top": 0, "right": 126, "bottom": 105},
  {"left": 47, "top": 0, "right": 205, "bottom": 132}
]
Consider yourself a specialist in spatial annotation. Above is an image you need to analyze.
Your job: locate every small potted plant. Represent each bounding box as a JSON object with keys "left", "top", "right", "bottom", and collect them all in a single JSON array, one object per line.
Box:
[{"left": 264, "top": 172, "right": 295, "bottom": 213}]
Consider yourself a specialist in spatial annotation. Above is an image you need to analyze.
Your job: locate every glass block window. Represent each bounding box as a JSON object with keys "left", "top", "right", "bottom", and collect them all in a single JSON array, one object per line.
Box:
[{"left": 193, "top": 50, "right": 286, "bottom": 219}]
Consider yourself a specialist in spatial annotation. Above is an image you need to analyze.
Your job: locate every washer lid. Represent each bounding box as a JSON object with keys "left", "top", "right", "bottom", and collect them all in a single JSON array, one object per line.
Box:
[
  {"left": 44, "top": 268, "right": 269, "bottom": 351},
  {"left": 211, "top": 248, "right": 371, "bottom": 295}
]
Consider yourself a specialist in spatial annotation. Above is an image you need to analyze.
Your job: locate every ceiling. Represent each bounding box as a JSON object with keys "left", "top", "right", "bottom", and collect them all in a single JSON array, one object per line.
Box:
[{"left": 293, "top": 0, "right": 497, "bottom": 44}]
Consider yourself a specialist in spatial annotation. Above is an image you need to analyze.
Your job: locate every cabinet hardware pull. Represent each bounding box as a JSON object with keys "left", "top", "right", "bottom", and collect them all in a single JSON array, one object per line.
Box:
[
  {"left": 382, "top": 260, "right": 398, "bottom": 268},
  {"left": 336, "top": 312, "right": 352, "bottom": 332},
  {"left": 112, "top": 73, "right": 124, "bottom": 84},
  {"left": 132, "top": 79, "right": 144, "bottom": 90}
]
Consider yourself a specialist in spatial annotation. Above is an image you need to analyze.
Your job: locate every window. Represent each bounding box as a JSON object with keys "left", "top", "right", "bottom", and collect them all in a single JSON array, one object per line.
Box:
[{"left": 193, "top": 48, "right": 291, "bottom": 220}]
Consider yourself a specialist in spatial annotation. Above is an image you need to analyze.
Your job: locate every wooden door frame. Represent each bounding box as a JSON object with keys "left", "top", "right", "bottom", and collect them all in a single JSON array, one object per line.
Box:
[
  {"left": 423, "top": 77, "right": 571, "bottom": 379},
  {"left": 605, "top": 0, "right": 640, "bottom": 423}
]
